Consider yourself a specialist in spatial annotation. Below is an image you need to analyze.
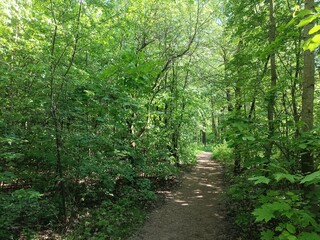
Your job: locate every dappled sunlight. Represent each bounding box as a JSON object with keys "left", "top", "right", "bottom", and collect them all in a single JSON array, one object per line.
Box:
[
  {"left": 195, "top": 195, "right": 204, "bottom": 199},
  {"left": 163, "top": 153, "right": 225, "bottom": 209},
  {"left": 130, "top": 152, "right": 230, "bottom": 240},
  {"left": 196, "top": 166, "right": 216, "bottom": 170},
  {"left": 199, "top": 183, "right": 215, "bottom": 188},
  {"left": 214, "top": 213, "right": 225, "bottom": 219}
]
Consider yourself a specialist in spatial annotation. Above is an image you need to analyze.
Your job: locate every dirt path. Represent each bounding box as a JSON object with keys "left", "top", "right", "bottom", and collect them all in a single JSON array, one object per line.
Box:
[{"left": 129, "top": 152, "right": 232, "bottom": 240}]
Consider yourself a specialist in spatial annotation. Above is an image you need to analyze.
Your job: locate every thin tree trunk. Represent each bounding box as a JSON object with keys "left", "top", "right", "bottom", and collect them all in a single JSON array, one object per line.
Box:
[
  {"left": 234, "top": 84, "right": 242, "bottom": 174},
  {"left": 301, "top": 0, "right": 315, "bottom": 176},
  {"left": 212, "top": 114, "right": 218, "bottom": 142},
  {"left": 233, "top": 40, "right": 243, "bottom": 175},
  {"left": 292, "top": 34, "right": 302, "bottom": 138},
  {"left": 265, "top": 0, "right": 277, "bottom": 161},
  {"left": 49, "top": 0, "right": 67, "bottom": 222}
]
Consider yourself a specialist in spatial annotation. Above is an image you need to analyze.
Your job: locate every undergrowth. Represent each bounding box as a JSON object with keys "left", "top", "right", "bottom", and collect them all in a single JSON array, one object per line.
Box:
[{"left": 212, "top": 142, "right": 320, "bottom": 240}]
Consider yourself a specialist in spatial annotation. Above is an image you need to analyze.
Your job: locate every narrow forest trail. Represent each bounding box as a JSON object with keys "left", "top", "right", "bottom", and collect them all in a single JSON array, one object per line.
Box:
[{"left": 129, "top": 152, "right": 233, "bottom": 240}]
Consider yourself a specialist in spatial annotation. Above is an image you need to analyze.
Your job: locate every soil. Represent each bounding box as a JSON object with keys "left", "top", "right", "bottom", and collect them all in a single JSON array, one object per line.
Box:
[{"left": 128, "top": 152, "right": 234, "bottom": 240}]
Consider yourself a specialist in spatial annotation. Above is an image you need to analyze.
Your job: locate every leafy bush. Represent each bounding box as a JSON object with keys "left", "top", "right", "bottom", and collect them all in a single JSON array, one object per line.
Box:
[
  {"left": 0, "top": 189, "right": 45, "bottom": 239},
  {"left": 67, "top": 176, "right": 158, "bottom": 239},
  {"left": 69, "top": 200, "right": 142, "bottom": 240},
  {"left": 77, "top": 198, "right": 145, "bottom": 240},
  {"left": 226, "top": 166, "right": 320, "bottom": 240},
  {"left": 253, "top": 191, "right": 320, "bottom": 240},
  {"left": 250, "top": 172, "right": 320, "bottom": 240},
  {"left": 225, "top": 174, "right": 262, "bottom": 239},
  {"left": 211, "top": 142, "right": 234, "bottom": 163}
]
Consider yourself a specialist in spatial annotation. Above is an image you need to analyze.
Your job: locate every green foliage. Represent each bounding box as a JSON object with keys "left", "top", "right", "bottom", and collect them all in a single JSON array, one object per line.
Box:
[
  {"left": 295, "top": 7, "right": 320, "bottom": 51},
  {"left": 3, "top": 0, "right": 320, "bottom": 239},
  {"left": 225, "top": 177, "right": 261, "bottom": 239},
  {"left": 67, "top": 178, "right": 157, "bottom": 240},
  {"left": 69, "top": 198, "right": 145, "bottom": 240},
  {"left": 219, "top": 0, "right": 320, "bottom": 238},
  {"left": 226, "top": 166, "right": 320, "bottom": 239},
  {"left": 0, "top": 0, "right": 213, "bottom": 238},
  {"left": 0, "top": 189, "right": 48, "bottom": 239},
  {"left": 249, "top": 176, "right": 271, "bottom": 185},
  {"left": 300, "top": 171, "right": 320, "bottom": 185},
  {"left": 211, "top": 142, "right": 234, "bottom": 163},
  {"left": 253, "top": 189, "right": 320, "bottom": 240}
]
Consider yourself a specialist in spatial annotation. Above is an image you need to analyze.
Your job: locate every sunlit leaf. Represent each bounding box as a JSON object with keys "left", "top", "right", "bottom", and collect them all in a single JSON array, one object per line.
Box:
[
  {"left": 309, "top": 25, "right": 320, "bottom": 34},
  {"left": 297, "top": 14, "right": 319, "bottom": 27},
  {"left": 311, "top": 34, "right": 320, "bottom": 43},
  {"left": 295, "top": 9, "right": 313, "bottom": 18},
  {"left": 307, "top": 42, "right": 320, "bottom": 51}
]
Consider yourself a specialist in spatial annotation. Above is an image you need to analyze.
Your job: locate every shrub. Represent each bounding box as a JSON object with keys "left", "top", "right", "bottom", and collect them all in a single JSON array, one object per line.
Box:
[
  {"left": 0, "top": 189, "right": 44, "bottom": 239},
  {"left": 211, "top": 142, "right": 234, "bottom": 163}
]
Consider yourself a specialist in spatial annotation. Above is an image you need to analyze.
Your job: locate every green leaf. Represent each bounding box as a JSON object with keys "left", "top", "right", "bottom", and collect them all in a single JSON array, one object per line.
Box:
[
  {"left": 286, "top": 224, "right": 296, "bottom": 234},
  {"left": 253, "top": 205, "right": 275, "bottom": 222},
  {"left": 312, "top": 34, "right": 320, "bottom": 42},
  {"left": 285, "top": 18, "right": 296, "bottom": 28},
  {"left": 270, "top": 201, "right": 291, "bottom": 212},
  {"left": 274, "top": 173, "right": 297, "bottom": 183},
  {"left": 274, "top": 201, "right": 291, "bottom": 211},
  {"left": 307, "top": 41, "right": 320, "bottom": 52},
  {"left": 297, "top": 14, "right": 319, "bottom": 28},
  {"left": 299, "top": 232, "right": 320, "bottom": 240},
  {"left": 298, "top": 212, "right": 317, "bottom": 227},
  {"left": 245, "top": 136, "right": 255, "bottom": 141},
  {"left": 300, "top": 171, "right": 320, "bottom": 185},
  {"left": 303, "top": 34, "right": 320, "bottom": 51},
  {"left": 311, "top": 34, "right": 320, "bottom": 43},
  {"left": 254, "top": 201, "right": 291, "bottom": 223},
  {"left": 248, "top": 176, "right": 270, "bottom": 185},
  {"left": 12, "top": 189, "right": 42, "bottom": 199},
  {"left": 288, "top": 236, "right": 297, "bottom": 240},
  {"left": 261, "top": 230, "right": 274, "bottom": 240},
  {"left": 295, "top": 9, "right": 313, "bottom": 18},
  {"left": 298, "top": 143, "right": 308, "bottom": 149},
  {"left": 96, "top": 117, "right": 105, "bottom": 122},
  {"left": 309, "top": 25, "right": 320, "bottom": 34}
]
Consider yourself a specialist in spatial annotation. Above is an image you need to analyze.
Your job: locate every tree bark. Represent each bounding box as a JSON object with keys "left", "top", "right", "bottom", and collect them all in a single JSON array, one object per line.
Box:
[
  {"left": 292, "top": 33, "right": 302, "bottom": 138},
  {"left": 233, "top": 40, "right": 243, "bottom": 175},
  {"left": 301, "top": 0, "right": 315, "bottom": 176},
  {"left": 265, "top": 0, "right": 277, "bottom": 161},
  {"left": 234, "top": 84, "right": 242, "bottom": 174}
]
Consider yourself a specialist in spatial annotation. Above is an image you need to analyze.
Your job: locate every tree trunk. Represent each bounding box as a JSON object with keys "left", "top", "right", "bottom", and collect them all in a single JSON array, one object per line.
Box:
[
  {"left": 292, "top": 33, "right": 302, "bottom": 138},
  {"left": 234, "top": 85, "right": 242, "bottom": 174},
  {"left": 233, "top": 40, "right": 243, "bottom": 175},
  {"left": 301, "top": 0, "right": 315, "bottom": 176},
  {"left": 201, "top": 129, "right": 207, "bottom": 146},
  {"left": 265, "top": 0, "right": 277, "bottom": 161}
]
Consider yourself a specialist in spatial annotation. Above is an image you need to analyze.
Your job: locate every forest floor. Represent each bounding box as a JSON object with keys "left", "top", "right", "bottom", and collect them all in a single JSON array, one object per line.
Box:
[{"left": 128, "top": 152, "right": 235, "bottom": 240}]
